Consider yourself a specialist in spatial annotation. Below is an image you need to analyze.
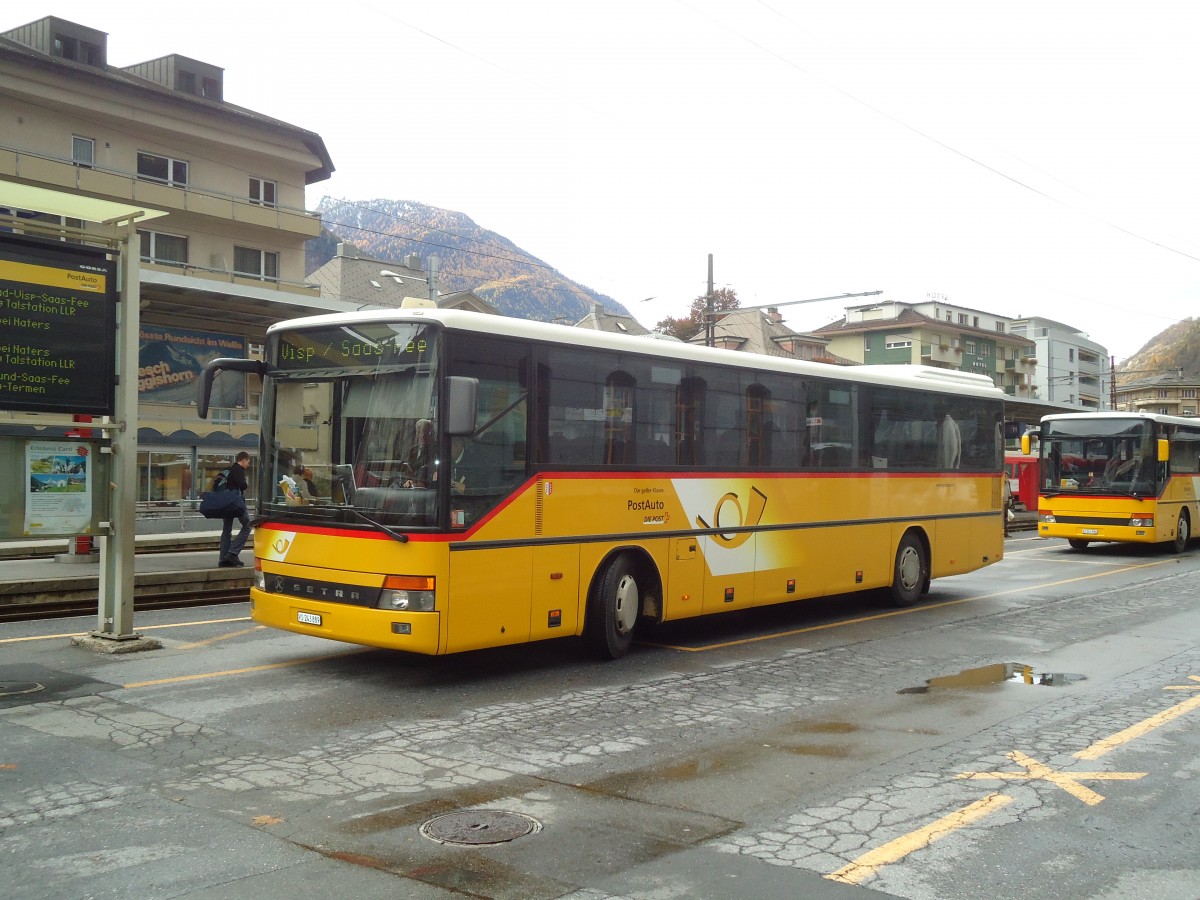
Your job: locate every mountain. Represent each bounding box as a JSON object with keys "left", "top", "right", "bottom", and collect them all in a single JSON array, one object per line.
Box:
[
  {"left": 1117, "top": 318, "right": 1200, "bottom": 378},
  {"left": 307, "top": 198, "right": 630, "bottom": 323}
]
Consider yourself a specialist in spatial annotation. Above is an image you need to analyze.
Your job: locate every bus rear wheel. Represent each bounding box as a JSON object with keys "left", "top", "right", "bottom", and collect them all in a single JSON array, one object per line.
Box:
[
  {"left": 888, "top": 531, "right": 928, "bottom": 608},
  {"left": 584, "top": 553, "right": 641, "bottom": 659},
  {"left": 1068, "top": 539, "right": 1090, "bottom": 550},
  {"left": 1171, "top": 510, "right": 1190, "bottom": 553}
]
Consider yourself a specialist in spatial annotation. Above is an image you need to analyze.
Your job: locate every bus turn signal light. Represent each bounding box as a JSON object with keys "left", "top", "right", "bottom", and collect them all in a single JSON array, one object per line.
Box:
[{"left": 378, "top": 575, "right": 436, "bottom": 612}]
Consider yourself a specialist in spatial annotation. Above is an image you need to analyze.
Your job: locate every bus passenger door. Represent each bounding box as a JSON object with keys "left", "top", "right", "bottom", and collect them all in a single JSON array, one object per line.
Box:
[
  {"left": 529, "top": 545, "right": 580, "bottom": 641},
  {"left": 447, "top": 547, "right": 532, "bottom": 652}
]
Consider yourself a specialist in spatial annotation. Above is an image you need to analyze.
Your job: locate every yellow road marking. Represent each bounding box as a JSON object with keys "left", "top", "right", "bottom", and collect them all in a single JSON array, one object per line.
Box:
[
  {"left": 1074, "top": 687, "right": 1200, "bottom": 760},
  {"left": 644, "top": 558, "right": 1172, "bottom": 653},
  {"left": 176, "top": 625, "right": 264, "bottom": 650},
  {"left": 827, "top": 676, "right": 1200, "bottom": 884},
  {"left": 1164, "top": 675, "right": 1200, "bottom": 691},
  {"left": 122, "top": 648, "right": 368, "bottom": 689},
  {"left": 826, "top": 793, "right": 1013, "bottom": 885},
  {"left": 956, "top": 749, "right": 1145, "bottom": 806},
  {"left": 0, "top": 615, "right": 252, "bottom": 645}
]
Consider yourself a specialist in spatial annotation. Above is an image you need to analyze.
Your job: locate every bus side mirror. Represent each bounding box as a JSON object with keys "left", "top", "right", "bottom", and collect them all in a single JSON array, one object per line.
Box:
[
  {"left": 445, "top": 376, "right": 478, "bottom": 436},
  {"left": 1158, "top": 438, "right": 1169, "bottom": 463},
  {"left": 197, "top": 357, "right": 268, "bottom": 419}
]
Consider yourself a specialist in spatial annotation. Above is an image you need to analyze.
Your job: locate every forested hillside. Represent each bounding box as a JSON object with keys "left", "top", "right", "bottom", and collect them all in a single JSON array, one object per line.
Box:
[
  {"left": 307, "top": 198, "right": 630, "bottom": 323},
  {"left": 1118, "top": 318, "right": 1200, "bottom": 377}
]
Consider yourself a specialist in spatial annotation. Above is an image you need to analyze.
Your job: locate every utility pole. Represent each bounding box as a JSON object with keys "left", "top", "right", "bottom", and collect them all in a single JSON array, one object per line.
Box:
[{"left": 705, "top": 253, "right": 715, "bottom": 347}]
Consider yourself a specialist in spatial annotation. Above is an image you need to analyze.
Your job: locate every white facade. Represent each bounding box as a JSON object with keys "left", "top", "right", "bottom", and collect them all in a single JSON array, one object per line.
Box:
[{"left": 1008, "top": 316, "right": 1111, "bottom": 410}]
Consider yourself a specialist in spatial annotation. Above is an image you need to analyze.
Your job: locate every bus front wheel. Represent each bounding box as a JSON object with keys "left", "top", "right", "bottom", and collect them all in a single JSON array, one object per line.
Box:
[
  {"left": 1171, "top": 510, "right": 1190, "bottom": 554},
  {"left": 585, "top": 554, "right": 641, "bottom": 659},
  {"left": 888, "top": 532, "right": 928, "bottom": 608}
]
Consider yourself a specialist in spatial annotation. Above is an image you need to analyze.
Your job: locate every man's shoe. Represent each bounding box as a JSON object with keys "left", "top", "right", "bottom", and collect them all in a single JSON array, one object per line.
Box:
[
  {"left": 218, "top": 559, "right": 235, "bottom": 568},
  {"left": 230, "top": 558, "right": 246, "bottom": 567}
]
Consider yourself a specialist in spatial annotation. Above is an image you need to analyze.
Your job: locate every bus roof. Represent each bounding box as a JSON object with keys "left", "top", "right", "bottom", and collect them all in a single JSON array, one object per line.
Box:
[
  {"left": 1038, "top": 410, "right": 1200, "bottom": 428},
  {"left": 266, "top": 307, "right": 1007, "bottom": 401}
]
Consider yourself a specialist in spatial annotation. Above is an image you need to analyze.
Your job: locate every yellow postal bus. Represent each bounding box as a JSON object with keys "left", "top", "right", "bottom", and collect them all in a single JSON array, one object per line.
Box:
[
  {"left": 200, "top": 308, "right": 1006, "bottom": 659},
  {"left": 1023, "top": 411, "right": 1200, "bottom": 553}
]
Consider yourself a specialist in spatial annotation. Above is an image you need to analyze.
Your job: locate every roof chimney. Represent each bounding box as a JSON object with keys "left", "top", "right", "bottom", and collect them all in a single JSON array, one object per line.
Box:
[
  {"left": 767, "top": 306, "right": 783, "bottom": 323},
  {"left": 336, "top": 242, "right": 357, "bottom": 258}
]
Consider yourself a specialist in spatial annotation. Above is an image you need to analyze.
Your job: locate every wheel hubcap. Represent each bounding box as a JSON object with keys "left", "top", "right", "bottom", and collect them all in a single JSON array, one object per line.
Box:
[
  {"left": 898, "top": 547, "right": 921, "bottom": 591},
  {"left": 613, "top": 574, "right": 639, "bottom": 635}
]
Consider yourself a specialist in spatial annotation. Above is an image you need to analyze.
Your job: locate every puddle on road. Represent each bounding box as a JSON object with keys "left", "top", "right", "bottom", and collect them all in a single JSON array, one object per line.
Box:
[{"left": 899, "top": 662, "right": 1086, "bottom": 694}]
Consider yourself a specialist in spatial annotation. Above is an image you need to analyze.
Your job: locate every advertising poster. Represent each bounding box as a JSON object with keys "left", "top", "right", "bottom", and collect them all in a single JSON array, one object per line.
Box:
[
  {"left": 24, "top": 440, "right": 93, "bottom": 536},
  {"left": 139, "top": 324, "right": 247, "bottom": 408}
]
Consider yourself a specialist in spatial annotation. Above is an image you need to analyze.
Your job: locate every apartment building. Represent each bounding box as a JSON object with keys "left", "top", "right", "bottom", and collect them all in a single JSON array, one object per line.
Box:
[
  {"left": 0, "top": 15, "right": 346, "bottom": 502},
  {"left": 1115, "top": 374, "right": 1200, "bottom": 417},
  {"left": 1008, "top": 315, "right": 1110, "bottom": 410},
  {"left": 811, "top": 297, "right": 1040, "bottom": 397}
]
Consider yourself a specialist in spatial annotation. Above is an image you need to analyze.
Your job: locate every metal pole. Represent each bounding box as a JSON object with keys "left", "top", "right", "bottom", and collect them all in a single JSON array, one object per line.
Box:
[
  {"left": 705, "top": 253, "right": 714, "bottom": 347},
  {"left": 95, "top": 218, "right": 141, "bottom": 640}
]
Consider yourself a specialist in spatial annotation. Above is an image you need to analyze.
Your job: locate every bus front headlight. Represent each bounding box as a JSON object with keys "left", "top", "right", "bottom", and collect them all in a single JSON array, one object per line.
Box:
[
  {"left": 1130, "top": 516, "right": 1154, "bottom": 528},
  {"left": 378, "top": 575, "right": 436, "bottom": 612},
  {"left": 1039, "top": 512, "right": 1056, "bottom": 524}
]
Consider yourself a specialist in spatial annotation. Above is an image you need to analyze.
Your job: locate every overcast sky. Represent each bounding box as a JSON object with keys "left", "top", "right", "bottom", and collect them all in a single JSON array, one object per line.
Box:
[{"left": 16, "top": 1, "right": 1200, "bottom": 363}]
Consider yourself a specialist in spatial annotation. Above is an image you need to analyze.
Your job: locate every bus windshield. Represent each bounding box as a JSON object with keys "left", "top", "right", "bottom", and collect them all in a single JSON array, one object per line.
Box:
[
  {"left": 262, "top": 322, "right": 441, "bottom": 529},
  {"left": 1040, "top": 417, "right": 1158, "bottom": 495}
]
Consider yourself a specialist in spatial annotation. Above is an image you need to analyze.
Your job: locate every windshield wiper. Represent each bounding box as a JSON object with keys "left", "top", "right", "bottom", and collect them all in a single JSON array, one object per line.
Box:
[{"left": 344, "top": 506, "right": 410, "bottom": 543}]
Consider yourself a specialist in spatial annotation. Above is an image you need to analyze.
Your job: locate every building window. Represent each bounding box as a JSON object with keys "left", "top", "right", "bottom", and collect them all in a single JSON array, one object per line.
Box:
[
  {"left": 958, "top": 313, "right": 968, "bottom": 324},
  {"left": 139, "top": 230, "right": 188, "bottom": 265},
  {"left": 979, "top": 344, "right": 992, "bottom": 357},
  {"left": 249, "top": 178, "right": 276, "bottom": 207},
  {"left": 53, "top": 34, "right": 103, "bottom": 65},
  {"left": 885, "top": 340, "right": 912, "bottom": 349},
  {"left": 234, "top": 246, "right": 279, "bottom": 281},
  {"left": 201, "top": 77, "right": 222, "bottom": 100},
  {"left": 1183, "top": 389, "right": 1197, "bottom": 399},
  {"left": 1184, "top": 408, "right": 1195, "bottom": 416},
  {"left": 137, "top": 151, "right": 188, "bottom": 186},
  {"left": 1068, "top": 348, "right": 1075, "bottom": 362},
  {"left": 995, "top": 321, "right": 1006, "bottom": 333},
  {"left": 72, "top": 136, "right": 94, "bottom": 168},
  {"left": 965, "top": 341, "right": 976, "bottom": 355},
  {"left": 1157, "top": 389, "right": 1169, "bottom": 399},
  {"left": 175, "top": 70, "right": 196, "bottom": 94}
]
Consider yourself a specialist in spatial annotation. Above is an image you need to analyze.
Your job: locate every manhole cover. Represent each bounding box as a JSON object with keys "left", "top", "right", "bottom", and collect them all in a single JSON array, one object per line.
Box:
[
  {"left": 420, "top": 810, "right": 540, "bottom": 845},
  {"left": 0, "top": 682, "right": 45, "bottom": 698}
]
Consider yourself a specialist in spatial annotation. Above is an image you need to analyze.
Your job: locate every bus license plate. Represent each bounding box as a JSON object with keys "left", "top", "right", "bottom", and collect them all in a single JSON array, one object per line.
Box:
[
  {"left": 297, "top": 611, "right": 322, "bottom": 626},
  {"left": 1081, "top": 529, "right": 1099, "bottom": 535}
]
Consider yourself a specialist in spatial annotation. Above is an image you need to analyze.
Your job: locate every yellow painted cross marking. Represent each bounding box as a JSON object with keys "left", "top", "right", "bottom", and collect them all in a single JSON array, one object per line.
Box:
[
  {"left": 826, "top": 674, "right": 1200, "bottom": 885},
  {"left": 956, "top": 749, "right": 1145, "bottom": 806}
]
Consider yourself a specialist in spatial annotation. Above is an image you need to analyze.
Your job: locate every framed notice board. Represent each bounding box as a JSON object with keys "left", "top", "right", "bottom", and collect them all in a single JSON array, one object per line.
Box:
[{"left": 0, "top": 233, "right": 117, "bottom": 415}]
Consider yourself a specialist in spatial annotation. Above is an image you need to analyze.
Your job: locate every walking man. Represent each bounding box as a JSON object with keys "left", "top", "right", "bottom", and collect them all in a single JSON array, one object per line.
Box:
[{"left": 218, "top": 450, "right": 252, "bottom": 567}]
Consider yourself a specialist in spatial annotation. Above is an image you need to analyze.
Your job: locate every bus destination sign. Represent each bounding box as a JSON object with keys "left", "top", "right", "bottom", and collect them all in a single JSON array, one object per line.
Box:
[
  {"left": 0, "top": 235, "right": 116, "bottom": 415},
  {"left": 276, "top": 325, "right": 433, "bottom": 371}
]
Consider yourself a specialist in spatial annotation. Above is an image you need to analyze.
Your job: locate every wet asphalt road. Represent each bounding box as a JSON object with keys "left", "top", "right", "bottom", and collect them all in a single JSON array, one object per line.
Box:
[{"left": 3, "top": 531, "right": 1199, "bottom": 899}]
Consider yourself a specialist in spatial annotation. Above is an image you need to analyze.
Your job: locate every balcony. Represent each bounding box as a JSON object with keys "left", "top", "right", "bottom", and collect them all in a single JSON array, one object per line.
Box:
[
  {"left": 0, "top": 145, "right": 321, "bottom": 239},
  {"left": 1005, "top": 358, "right": 1037, "bottom": 376},
  {"left": 921, "top": 343, "right": 960, "bottom": 365}
]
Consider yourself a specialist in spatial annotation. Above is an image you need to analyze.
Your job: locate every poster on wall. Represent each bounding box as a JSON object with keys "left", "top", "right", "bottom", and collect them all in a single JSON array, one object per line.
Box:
[
  {"left": 139, "top": 324, "right": 247, "bottom": 408},
  {"left": 24, "top": 440, "right": 93, "bottom": 536}
]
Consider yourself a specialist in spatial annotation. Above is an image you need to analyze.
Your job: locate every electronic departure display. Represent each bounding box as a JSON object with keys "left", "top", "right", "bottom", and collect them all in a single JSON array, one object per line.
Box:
[
  {"left": 275, "top": 324, "right": 436, "bottom": 370},
  {"left": 0, "top": 234, "right": 116, "bottom": 415}
]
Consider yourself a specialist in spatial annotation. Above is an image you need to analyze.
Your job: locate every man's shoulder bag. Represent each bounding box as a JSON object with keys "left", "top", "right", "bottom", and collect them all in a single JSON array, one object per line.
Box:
[{"left": 199, "top": 468, "right": 246, "bottom": 519}]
